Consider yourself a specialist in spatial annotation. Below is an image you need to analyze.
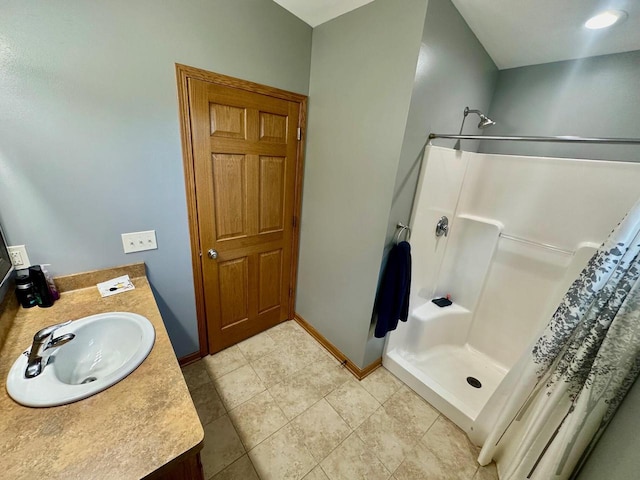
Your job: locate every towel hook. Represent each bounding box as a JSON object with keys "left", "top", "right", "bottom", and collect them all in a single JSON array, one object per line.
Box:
[{"left": 395, "top": 222, "right": 411, "bottom": 244}]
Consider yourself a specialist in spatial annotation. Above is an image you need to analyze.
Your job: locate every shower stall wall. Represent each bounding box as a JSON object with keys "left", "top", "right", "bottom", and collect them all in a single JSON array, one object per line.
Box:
[{"left": 383, "top": 146, "right": 640, "bottom": 445}]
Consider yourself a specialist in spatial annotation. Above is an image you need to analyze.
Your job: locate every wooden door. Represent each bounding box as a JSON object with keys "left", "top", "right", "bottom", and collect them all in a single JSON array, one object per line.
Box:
[{"left": 187, "top": 77, "right": 302, "bottom": 353}]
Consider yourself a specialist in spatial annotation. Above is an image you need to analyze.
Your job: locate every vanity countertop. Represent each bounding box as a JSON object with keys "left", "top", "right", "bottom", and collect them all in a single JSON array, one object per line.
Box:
[{"left": 0, "top": 263, "right": 204, "bottom": 479}]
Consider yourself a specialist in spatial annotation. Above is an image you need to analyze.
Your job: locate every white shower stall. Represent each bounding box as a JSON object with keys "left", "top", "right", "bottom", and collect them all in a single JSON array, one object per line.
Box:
[{"left": 383, "top": 145, "right": 640, "bottom": 445}]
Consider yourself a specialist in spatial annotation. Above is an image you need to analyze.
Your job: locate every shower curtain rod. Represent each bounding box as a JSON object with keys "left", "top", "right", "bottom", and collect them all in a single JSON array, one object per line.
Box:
[{"left": 428, "top": 134, "right": 640, "bottom": 145}]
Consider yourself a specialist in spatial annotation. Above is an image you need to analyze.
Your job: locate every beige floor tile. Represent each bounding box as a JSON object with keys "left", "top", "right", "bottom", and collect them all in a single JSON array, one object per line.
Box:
[
  {"left": 269, "top": 372, "right": 324, "bottom": 420},
  {"left": 293, "top": 344, "right": 330, "bottom": 367},
  {"left": 202, "top": 345, "right": 248, "bottom": 379},
  {"left": 211, "top": 454, "right": 259, "bottom": 480},
  {"left": 267, "top": 320, "right": 304, "bottom": 344},
  {"left": 325, "top": 379, "right": 380, "bottom": 429},
  {"left": 237, "top": 330, "right": 277, "bottom": 363},
  {"left": 181, "top": 360, "right": 212, "bottom": 392},
  {"left": 394, "top": 416, "right": 479, "bottom": 480},
  {"left": 383, "top": 385, "right": 440, "bottom": 441},
  {"left": 189, "top": 381, "right": 226, "bottom": 426},
  {"left": 228, "top": 390, "right": 288, "bottom": 450},
  {"left": 251, "top": 348, "right": 306, "bottom": 387},
  {"left": 320, "top": 432, "right": 391, "bottom": 480},
  {"left": 305, "top": 356, "right": 352, "bottom": 396},
  {"left": 473, "top": 462, "right": 498, "bottom": 480},
  {"left": 201, "top": 415, "right": 245, "bottom": 478},
  {"left": 269, "top": 322, "right": 326, "bottom": 360},
  {"left": 303, "top": 466, "right": 330, "bottom": 480},
  {"left": 249, "top": 423, "right": 317, "bottom": 480},
  {"left": 214, "top": 364, "right": 266, "bottom": 409},
  {"left": 360, "top": 367, "right": 404, "bottom": 403},
  {"left": 287, "top": 331, "right": 330, "bottom": 365},
  {"left": 355, "top": 406, "right": 417, "bottom": 473},
  {"left": 291, "top": 398, "right": 352, "bottom": 463},
  {"left": 267, "top": 320, "right": 302, "bottom": 344}
]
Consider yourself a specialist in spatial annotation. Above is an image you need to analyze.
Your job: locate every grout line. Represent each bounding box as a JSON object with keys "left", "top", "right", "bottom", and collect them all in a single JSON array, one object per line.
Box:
[
  {"left": 226, "top": 390, "right": 287, "bottom": 452},
  {"left": 202, "top": 413, "right": 246, "bottom": 480},
  {"left": 203, "top": 346, "right": 250, "bottom": 382},
  {"left": 245, "top": 417, "right": 292, "bottom": 454},
  {"left": 194, "top": 383, "right": 227, "bottom": 428},
  {"left": 209, "top": 363, "right": 266, "bottom": 412},
  {"left": 236, "top": 331, "right": 279, "bottom": 364},
  {"left": 234, "top": 343, "right": 250, "bottom": 363},
  {"left": 350, "top": 404, "right": 403, "bottom": 475},
  {"left": 228, "top": 366, "right": 324, "bottom": 456},
  {"left": 421, "top": 413, "right": 442, "bottom": 441},
  {"left": 317, "top": 463, "right": 331, "bottom": 479},
  {"left": 209, "top": 454, "right": 256, "bottom": 480},
  {"left": 203, "top": 324, "right": 468, "bottom": 480},
  {"left": 242, "top": 417, "right": 320, "bottom": 479},
  {"left": 316, "top": 432, "right": 355, "bottom": 471},
  {"left": 202, "top": 334, "right": 408, "bottom": 477},
  {"left": 324, "top": 388, "right": 369, "bottom": 431},
  {"left": 235, "top": 384, "right": 348, "bottom": 470},
  {"left": 285, "top": 395, "right": 325, "bottom": 424},
  {"left": 209, "top": 324, "right": 425, "bottom": 478}
]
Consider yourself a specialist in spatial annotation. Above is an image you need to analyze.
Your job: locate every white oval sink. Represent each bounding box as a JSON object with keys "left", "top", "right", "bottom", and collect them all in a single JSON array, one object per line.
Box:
[{"left": 6, "top": 312, "right": 155, "bottom": 407}]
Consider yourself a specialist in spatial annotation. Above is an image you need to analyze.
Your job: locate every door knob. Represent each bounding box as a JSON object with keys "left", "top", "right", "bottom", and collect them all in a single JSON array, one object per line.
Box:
[{"left": 207, "top": 249, "right": 218, "bottom": 260}]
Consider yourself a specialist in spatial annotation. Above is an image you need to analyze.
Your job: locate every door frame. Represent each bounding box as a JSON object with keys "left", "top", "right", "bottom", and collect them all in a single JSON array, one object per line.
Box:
[{"left": 175, "top": 64, "right": 308, "bottom": 358}]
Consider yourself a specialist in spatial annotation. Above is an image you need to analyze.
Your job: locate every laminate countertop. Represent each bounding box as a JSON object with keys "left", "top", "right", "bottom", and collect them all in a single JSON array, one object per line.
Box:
[{"left": 0, "top": 263, "right": 204, "bottom": 479}]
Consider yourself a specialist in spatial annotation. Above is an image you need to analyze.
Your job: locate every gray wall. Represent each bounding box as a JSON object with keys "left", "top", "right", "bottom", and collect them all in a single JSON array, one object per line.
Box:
[
  {"left": 0, "top": 0, "right": 312, "bottom": 358},
  {"left": 296, "top": 0, "right": 429, "bottom": 369},
  {"left": 366, "top": 0, "right": 497, "bottom": 365},
  {"left": 481, "top": 50, "right": 640, "bottom": 161}
]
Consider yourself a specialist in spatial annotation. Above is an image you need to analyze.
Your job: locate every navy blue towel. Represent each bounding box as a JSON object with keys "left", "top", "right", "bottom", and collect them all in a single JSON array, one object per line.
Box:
[{"left": 374, "top": 241, "right": 411, "bottom": 338}]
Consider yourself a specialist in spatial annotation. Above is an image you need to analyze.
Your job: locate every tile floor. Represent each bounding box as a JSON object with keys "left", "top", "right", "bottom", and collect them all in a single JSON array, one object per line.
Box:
[{"left": 181, "top": 320, "right": 498, "bottom": 480}]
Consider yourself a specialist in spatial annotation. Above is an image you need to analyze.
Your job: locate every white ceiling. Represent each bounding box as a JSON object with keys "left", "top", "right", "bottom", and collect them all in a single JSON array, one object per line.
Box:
[
  {"left": 274, "top": 0, "right": 640, "bottom": 69},
  {"left": 272, "top": 0, "right": 375, "bottom": 28},
  {"left": 451, "top": 0, "right": 640, "bottom": 69}
]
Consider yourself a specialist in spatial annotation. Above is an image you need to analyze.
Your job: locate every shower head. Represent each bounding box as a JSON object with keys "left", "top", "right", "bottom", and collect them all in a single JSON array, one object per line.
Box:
[
  {"left": 464, "top": 107, "right": 496, "bottom": 129},
  {"left": 477, "top": 115, "right": 496, "bottom": 129},
  {"left": 454, "top": 106, "right": 496, "bottom": 150}
]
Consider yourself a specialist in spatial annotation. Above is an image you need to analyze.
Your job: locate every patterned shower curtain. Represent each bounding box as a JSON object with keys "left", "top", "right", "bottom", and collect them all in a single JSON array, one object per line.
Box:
[{"left": 478, "top": 197, "right": 640, "bottom": 479}]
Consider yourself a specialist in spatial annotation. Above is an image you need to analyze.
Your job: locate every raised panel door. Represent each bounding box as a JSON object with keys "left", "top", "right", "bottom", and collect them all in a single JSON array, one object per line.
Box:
[{"left": 189, "top": 78, "right": 300, "bottom": 352}]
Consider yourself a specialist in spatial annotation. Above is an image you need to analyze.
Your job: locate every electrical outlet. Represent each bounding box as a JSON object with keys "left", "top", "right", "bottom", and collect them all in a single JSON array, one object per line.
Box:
[
  {"left": 121, "top": 230, "right": 158, "bottom": 254},
  {"left": 7, "top": 245, "right": 31, "bottom": 268}
]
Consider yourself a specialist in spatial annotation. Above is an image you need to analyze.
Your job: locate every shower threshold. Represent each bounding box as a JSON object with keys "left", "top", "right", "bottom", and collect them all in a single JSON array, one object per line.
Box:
[{"left": 384, "top": 344, "right": 507, "bottom": 440}]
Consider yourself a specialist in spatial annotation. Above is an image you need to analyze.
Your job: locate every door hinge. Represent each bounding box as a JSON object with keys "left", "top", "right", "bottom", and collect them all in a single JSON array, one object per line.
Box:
[
  {"left": 199, "top": 251, "right": 202, "bottom": 257},
  {"left": 292, "top": 216, "right": 297, "bottom": 228},
  {"left": 297, "top": 127, "right": 302, "bottom": 141},
  {"left": 289, "top": 287, "right": 293, "bottom": 297}
]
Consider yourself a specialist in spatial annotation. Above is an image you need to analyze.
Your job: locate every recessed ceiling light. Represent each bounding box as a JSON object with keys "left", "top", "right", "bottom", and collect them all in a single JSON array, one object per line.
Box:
[{"left": 585, "top": 10, "right": 628, "bottom": 29}]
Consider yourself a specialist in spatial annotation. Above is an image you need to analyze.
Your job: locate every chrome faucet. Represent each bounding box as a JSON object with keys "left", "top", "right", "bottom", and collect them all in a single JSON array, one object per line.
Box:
[{"left": 25, "top": 320, "right": 75, "bottom": 378}]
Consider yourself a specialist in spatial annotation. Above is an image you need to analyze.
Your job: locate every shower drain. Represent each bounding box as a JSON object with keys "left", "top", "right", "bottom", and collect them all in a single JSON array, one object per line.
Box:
[{"left": 466, "top": 376, "right": 482, "bottom": 388}]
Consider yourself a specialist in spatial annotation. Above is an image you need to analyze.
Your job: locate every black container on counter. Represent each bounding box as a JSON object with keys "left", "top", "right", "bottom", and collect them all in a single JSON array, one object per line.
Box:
[
  {"left": 29, "top": 265, "right": 54, "bottom": 308},
  {"left": 15, "top": 273, "right": 38, "bottom": 308}
]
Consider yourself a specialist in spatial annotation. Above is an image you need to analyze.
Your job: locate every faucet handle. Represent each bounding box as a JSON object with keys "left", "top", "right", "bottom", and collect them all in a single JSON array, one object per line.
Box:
[{"left": 33, "top": 320, "right": 72, "bottom": 342}]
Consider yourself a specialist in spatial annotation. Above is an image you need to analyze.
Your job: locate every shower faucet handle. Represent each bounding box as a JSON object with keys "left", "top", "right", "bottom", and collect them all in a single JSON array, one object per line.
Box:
[{"left": 435, "top": 216, "right": 449, "bottom": 237}]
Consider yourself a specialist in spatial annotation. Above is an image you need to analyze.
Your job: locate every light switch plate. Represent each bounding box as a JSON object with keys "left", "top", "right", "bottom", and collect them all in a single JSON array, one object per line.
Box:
[
  {"left": 121, "top": 230, "right": 158, "bottom": 254},
  {"left": 8, "top": 245, "right": 31, "bottom": 268}
]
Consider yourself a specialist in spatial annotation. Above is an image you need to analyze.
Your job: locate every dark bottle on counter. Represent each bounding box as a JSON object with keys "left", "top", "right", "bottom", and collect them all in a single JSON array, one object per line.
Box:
[
  {"left": 29, "top": 265, "right": 54, "bottom": 308},
  {"left": 15, "top": 273, "right": 38, "bottom": 308}
]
